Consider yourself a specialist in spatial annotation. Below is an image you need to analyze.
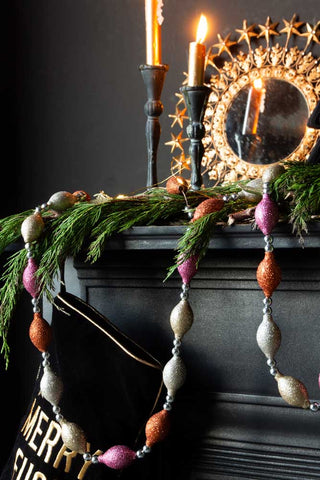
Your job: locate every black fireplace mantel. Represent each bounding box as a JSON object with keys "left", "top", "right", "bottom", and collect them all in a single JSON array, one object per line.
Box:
[{"left": 72, "top": 224, "right": 320, "bottom": 480}]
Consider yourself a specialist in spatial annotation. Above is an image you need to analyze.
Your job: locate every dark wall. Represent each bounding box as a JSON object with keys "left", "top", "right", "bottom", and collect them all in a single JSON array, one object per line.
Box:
[{"left": 2, "top": 0, "right": 319, "bottom": 215}]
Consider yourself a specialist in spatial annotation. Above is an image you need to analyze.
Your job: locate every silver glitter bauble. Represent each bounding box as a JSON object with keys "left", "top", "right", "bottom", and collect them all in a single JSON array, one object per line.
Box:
[
  {"left": 170, "top": 299, "right": 194, "bottom": 339},
  {"left": 275, "top": 373, "right": 310, "bottom": 409},
  {"left": 163, "top": 355, "right": 187, "bottom": 396},
  {"left": 239, "top": 178, "right": 263, "bottom": 202},
  {"left": 21, "top": 213, "right": 45, "bottom": 243},
  {"left": 262, "top": 164, "right": 285, "bottom": 184},
  {"left": 47, "top": 191, "right": 76, "bottom": 212},
  {"left": 60, "top": 420, "right": 87, "bottom": 454},
  {"left": 256, "top": 314, "right": 281, "bottom": 358},
  {"left": 40, "top": 365, "right": 63, "bottom": 406}
]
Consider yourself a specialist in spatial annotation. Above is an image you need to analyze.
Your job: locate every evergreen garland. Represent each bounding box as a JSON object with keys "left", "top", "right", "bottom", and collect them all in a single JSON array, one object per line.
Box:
[{"left": 0, "top": 162, "right": 319, "bottom": 368}]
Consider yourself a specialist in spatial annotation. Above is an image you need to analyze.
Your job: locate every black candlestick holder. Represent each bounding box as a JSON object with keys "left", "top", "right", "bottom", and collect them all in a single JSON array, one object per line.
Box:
[
  {"left": 140, "top": 64, "right": 169, "bottom": 188},
  {"left": 180, "top": 85, "right": 211, "bottom": 190}
]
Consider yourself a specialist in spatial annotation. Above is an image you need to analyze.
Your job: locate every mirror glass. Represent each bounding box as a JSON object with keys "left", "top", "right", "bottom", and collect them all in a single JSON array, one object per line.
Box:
[{"left": 225, "top": 78, "right": 309, "bottom": 165}]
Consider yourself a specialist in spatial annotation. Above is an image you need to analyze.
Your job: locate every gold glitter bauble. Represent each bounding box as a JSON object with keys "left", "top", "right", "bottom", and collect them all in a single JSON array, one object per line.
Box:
[
  {"left": 170, "top": 299, "right": 194, "bottom": 339},
  {"left": 256, "top": 252, "right": 281, "bottom": 297},
  {"left": 262, "top": 164, "right": 285, "bottom": 184},
  {"left": 60, "top": 420, "right": 87, "bottom": 454},
  {"left": 275, "top": 373, "right": 310, "bottom": 409},
  {"left": 145, "top": 409, "right": 171, "bottom": 447},
  {"left": 21, "top": 213, "right": 45, "bottom": 243}
]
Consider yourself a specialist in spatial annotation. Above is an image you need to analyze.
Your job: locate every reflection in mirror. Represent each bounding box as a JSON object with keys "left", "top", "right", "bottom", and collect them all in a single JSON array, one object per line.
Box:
[{"left": 226, "top": 79, "right": 309, "bottom": 165}]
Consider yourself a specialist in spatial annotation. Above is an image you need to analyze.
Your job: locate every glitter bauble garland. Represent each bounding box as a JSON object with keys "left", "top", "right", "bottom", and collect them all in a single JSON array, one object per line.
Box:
[
  {"left": 20, "top": 189, "right": 200, "bottom": 472},
  {"left": 20, "top": 168, "right": 319, "bottom": 474},
  {"left": 254, "top": 169, "right": 319, "bottom": 412}
]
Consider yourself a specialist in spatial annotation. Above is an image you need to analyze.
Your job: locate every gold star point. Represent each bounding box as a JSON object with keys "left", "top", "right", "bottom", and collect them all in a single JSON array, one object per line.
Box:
[
  {"left": 171, "top": 152, "right": 191, "bottom": 174},
  {"left": 258, "top": 16, "right": 279, "bottom": 43},
  {"left": 301, "top": 22, "right": 320, "bottom": 47},
  {"left": 168, "top": 106, "right": 188, "bottom": 128},
  {"left": 165, "top": 131, "right": 188, "bottom": 153},
  {"left": 236, "top": 20, "right": 257, "bottom": 45},
  {"left": 214, "top": 32, "right": 237, "bottom": 57},
  {"left": 280, "top": 14, "right": 304, "bottom": 38}
]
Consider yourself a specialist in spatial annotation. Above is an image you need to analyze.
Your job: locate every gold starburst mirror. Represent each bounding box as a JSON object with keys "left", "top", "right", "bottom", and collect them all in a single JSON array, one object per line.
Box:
[{"left": 167, "top": 15, "right": 320, "bottom": 184}]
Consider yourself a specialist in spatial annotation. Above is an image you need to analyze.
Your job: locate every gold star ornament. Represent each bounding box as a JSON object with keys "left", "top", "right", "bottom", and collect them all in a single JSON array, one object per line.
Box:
[
  {"left": 301, "top": 22, "right": 320, "bottom": 50},
  {"left": 236, "top": 20, "right": 257, "bottom": 47},
  {"left": 168, "top": 106, "right": 188, "bottom": 128},
  {"left": 258, "top": 17, "right": 279, "bottom": 45},
  {"left": 213, "top": 33, "right": 237, "bottom": 57},
  {"left": 165, "top": 132, "right": 188, "bottom": 153}
]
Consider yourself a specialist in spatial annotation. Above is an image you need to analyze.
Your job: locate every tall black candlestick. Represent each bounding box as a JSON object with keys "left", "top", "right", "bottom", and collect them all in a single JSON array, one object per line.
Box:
[
  {"left": 140, "top": 64, "right": 169, "bottom": 188},
  {"left": 180, "top": 85, "right": 211, "bottom": 190}
]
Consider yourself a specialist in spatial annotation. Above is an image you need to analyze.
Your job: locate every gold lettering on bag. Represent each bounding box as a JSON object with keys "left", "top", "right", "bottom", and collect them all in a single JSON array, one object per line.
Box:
[
  {"left": 37, "top": 420, "right": 61, "bottom": 463},
  {"left": 21, "top": 400, "right": 41, "bottom": 442},
  {"left": 53, "top": 444, "right": 78, "bottom": 472},
  {"left": 28, "top": 411, "right": 49, "bottom": 452}
]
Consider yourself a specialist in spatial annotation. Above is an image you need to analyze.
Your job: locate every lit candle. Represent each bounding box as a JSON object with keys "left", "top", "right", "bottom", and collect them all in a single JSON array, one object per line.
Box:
[
  {"left": 145, "top": 0, "right": 164, "bottom": 65},
  {"left": 188, "top": 15, "right": 208, "bottom": 86},
  {"left": 242, "top": 78, "right": 264, "bottom": 135}
]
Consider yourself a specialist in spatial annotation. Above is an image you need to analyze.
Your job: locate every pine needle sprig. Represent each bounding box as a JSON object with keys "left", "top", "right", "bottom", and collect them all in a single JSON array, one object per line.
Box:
[
  {"left": 166, "top": 199, "right": 252, "bottom": 279},
  {"left": 0, "top": 248, "right": 27, "bottom": 368},
  {"left": 273, "top": 162, "right": 320, "bottom": 237}
]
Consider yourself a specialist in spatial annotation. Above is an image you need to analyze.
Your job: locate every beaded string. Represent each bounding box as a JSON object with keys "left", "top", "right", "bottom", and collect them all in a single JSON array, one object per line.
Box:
[
  {"left": 254, "top": 173, "right": 319, "bottom": 412},
  {"left": 21, "top": 190, "right": 198, "bottom": 471}
]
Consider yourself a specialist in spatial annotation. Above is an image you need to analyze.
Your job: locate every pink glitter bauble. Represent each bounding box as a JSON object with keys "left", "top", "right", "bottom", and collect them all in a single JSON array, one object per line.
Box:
[
  {"left": 177, "top": 255, "right": 198, "bottom": 284},
  {"left": 98, "top": 445, "right": 136, "bottom": 470},
  {"left": 23, "top": 258, "right": 40, "bottom": 298},
  {"left": 255, "top": 193, "right": 279, "bottom": 235}
]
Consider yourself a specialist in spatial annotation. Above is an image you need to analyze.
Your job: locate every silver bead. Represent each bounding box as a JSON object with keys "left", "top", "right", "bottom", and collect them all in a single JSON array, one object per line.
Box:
[
  {"left": 231, "top": 193, "right": 238, "bottom": 200},
  {"left": 33, "top": 306, "right": 41, "bottom": 313},
  {"left": 267, "top": 358, "right": 276, "bottom": 367},
  {"left": 270, "top": 367, "right": 278, "bottom": 376},
  {"left": 41, "top": 203, "right": 48, "bottom": 210},
  {"left": 163, "top": 402, "right": 172, "bottom": 411},
  {"left": 166, "top": 394, "right": 174, "bottom": 403},
  {"left": 52, "top": 405, "right": 60, "bottom": 414},
  {"left": 40, "top": 365, "right": 63, "bottom": 405},
  {"left": 91, "top": 455, "right": 99, "bottom": 464},
  {"left": 262, "top": 182, "right": 271, "bottom": 194},
  {"left": 264, "top": 235, "right": 273, "bottom": 244},
  {"left": 223, "top": 195, "right": 230, "bottom": 202},
  {"left": 83, "top": 453, "right": 92, "bottom": 462},
  {"left": 56, "top": 413, "right": 64, "bottom": 422},
  {"left": 171, "top": 347, "right": 180, "bottom": 356},
  {"left": 265, "top": 244, "right": 274, "bottom": 252},
  {"left": 163, "top": 355, "right": 187, "bottom": 396},
  {"left": 310, "top": 402, "right": 320, "bottom": 412},
  {"left": 60, "top": 419, "right": 87, "bottom": 454},
  {"left": 136, "top": 450, "right": 145, "bottom": 459},
  {"left": 262, "top": 306, "right": 272, "bottom": 314},
  {"left": 42, "top": 359, "right": 50, "bottom": 367},
  {"left": 263, "top": 297, "right": 272, "bottom": 306},
  {"left": 42, "top": 351, "right": 50, "bottom": 359},
  {"left": 142, "top": 445, "right": 151, "bottom": 454},
  {"left": 170, "top": 299, "right": 194, "bottom": 339},
  {"left": 256, "top": 315, "right": 281, "bottom": 358}
]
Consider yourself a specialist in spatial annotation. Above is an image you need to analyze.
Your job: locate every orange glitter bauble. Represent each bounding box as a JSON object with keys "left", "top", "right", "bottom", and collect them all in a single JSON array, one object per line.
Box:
[
  {"left": 73, "top": 190, "right": 91, "bottom": 202},
  {"left": 166, "top": 176, "right": 189, "bottom": 195},
  {"left": 256, "top": 251, "right": 282, "bottom": 297},
  {"left": 192, "top": 197, "right": 225, "bottom": 222},
  {"left": 29, "top": 313, "right": 53, "bottom": 352},
  {"left": 145, "top": 409, "right": 171, "bottom": 447}
]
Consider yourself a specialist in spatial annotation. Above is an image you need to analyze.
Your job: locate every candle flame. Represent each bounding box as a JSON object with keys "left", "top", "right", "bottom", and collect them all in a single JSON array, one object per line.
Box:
[
  {"left": 253, "top": 78, "right": 263, "bottom": 90},
  {"left": 196, "top": 14, "right": 208, "bottom": 44}
]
